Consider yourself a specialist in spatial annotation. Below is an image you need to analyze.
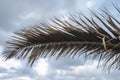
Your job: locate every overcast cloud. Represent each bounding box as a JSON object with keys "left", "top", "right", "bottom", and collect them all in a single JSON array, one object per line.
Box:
[{"left": 0, "top": 0, "right": 120, "bottom": 80}]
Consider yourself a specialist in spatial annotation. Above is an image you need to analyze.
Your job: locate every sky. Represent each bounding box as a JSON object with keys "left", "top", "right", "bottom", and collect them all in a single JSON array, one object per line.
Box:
[{"left": 0, "top": 0, "right": 120, "bottom": 80}]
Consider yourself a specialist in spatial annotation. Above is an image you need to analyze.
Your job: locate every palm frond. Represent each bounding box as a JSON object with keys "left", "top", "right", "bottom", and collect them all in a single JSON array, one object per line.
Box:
[{"left": 2, "top": 4, "right": 120, "bottom": 70}]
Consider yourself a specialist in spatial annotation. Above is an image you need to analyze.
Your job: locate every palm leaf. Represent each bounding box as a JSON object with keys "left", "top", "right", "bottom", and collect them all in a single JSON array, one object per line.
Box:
[{"left": 2, "top": 4, "right": 120, "bottom": 70}]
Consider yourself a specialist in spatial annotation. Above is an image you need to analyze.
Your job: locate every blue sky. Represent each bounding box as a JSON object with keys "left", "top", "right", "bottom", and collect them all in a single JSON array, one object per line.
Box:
[{"left": 0, "top": 0, "right": 120, "bottom": 80}]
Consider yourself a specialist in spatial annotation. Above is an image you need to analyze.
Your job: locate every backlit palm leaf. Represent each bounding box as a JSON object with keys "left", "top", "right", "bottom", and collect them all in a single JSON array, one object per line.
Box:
[{"left": 2, "top": 4, "right": 120, "bottom": 70}]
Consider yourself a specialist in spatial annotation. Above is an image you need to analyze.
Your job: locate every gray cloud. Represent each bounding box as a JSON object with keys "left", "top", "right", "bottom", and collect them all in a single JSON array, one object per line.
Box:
[
  {"left": 0, "top": 0, "right": 77, "bottom": 45},
  {"left": 0, "top": 0, "right": 120, "bottom": 80},
  {"left": 48, "top": 57, "right": 85, "bottom": 70},
  {"left": 0, "top": 57, "right": 120, "bottom": 80},
  {"left": 41, "top": 59, "right": 120, "bottom": 80}
]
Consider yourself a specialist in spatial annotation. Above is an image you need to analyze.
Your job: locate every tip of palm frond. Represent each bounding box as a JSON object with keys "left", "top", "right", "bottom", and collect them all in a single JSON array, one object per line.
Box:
[{"left": 2, "top": 4, "right": 120, "bottom": 70}]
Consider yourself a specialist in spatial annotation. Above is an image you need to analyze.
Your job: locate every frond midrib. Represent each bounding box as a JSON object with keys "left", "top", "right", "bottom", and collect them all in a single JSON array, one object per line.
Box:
[{"left": 21, "top": 41, "right": 104, "bottom": 49}]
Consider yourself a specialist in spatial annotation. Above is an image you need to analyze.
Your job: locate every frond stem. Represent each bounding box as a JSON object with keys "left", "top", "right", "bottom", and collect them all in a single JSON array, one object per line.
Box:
[{"left": 18, "top": 41, "right": 108, "bottom": 50}]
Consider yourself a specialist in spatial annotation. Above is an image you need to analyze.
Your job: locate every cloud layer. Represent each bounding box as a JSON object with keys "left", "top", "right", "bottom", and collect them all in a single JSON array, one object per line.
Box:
[{"left": 0, "top": 0, "right": 120, "bottom": 80}]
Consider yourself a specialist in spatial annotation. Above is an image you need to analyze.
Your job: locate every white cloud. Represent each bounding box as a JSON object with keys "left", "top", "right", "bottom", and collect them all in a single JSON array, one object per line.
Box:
[
  {"left": 60, "top": 15, "right": 69, "bottom": 21},
  {"left": 55, "top": 60, "right": 100, "bottom": 76},
  {"left": 0, "top": 0, "right": 120, "bottom": 80},
  {"left": 34, "top": 58, "right": 49, "bottom": 76},
  {"left": 20, "top": 12, "right": 41, "bottom": 20},
  {"left": 0, "top": 59, "right": 22, "bottom": 70},
  {"left": 70, "top": 60, "right": 98, "bottom": 74},
  {"left": 0, "top": 73, "right": 7, "bottom": 78},
  {"left": 7, "top": 76, "right": 33, "bottom": 80},
  {"left": 86, "top": 0, "right": 94, "bottom": 8}
]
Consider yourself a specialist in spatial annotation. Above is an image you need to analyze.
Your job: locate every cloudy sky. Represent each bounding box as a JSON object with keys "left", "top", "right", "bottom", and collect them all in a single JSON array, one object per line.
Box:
[{"left": 0, "top": 0, "right": 120, "bottom": 80}]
